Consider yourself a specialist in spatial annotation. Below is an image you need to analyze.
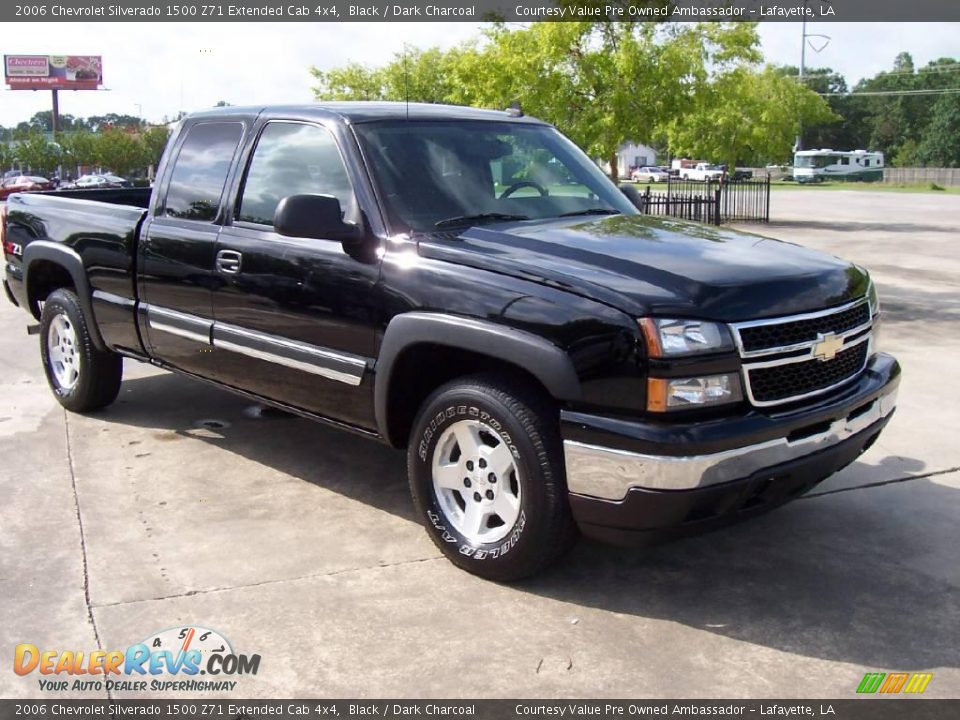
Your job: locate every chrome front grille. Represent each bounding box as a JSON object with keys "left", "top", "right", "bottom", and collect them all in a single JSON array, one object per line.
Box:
[
  {"left": 738, "top": 302, "right": 870, "bottom": 354},
  {"left": 732, "top": 298, "right": 873, "bottom": 407}
]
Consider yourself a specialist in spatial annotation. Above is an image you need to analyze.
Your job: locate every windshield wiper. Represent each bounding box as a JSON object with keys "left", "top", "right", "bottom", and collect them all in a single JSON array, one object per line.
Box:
[
  {"left": 434, "top": 212, "right": 530, "bottom": 228},
  {"left": 558, "top": 208, "right": 620, "bottom": 217}
]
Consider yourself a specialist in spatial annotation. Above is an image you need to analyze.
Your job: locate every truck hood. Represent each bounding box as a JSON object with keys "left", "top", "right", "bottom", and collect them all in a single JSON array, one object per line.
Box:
[{"left": 415, "top": 214, "right": 868, "bottom": 321}]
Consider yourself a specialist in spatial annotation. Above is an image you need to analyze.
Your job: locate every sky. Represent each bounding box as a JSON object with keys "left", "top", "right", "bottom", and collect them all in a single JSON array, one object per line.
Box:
[{"left": 1, "top": 21, "right": 957, "bottom": 127}]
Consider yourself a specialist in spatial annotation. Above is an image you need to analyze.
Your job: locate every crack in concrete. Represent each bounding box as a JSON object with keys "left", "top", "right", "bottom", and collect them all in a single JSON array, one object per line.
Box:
[
  {"left": 64, "top": 410, "right": 113, "bottom": 703},
  {"left": 801, "top": 466, "right": 960, "bottom": 499},
  {"left": 90, "top": 554, "right": 445, "bottom": 610}
]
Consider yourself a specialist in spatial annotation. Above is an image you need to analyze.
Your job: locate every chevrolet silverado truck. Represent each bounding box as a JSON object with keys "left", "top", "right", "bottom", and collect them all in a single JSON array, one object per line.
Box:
[{"left": 1, "top": 103, "right": 899, "bottom": 581}]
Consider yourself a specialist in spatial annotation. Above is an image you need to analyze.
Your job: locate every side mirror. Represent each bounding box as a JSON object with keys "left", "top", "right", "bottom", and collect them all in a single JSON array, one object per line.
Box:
[
  {"left": 619, "top": 184, "right": 645, "bottom": 211},
  {"left": 273, "top": 194, "right": 362, "bottom": 243}
]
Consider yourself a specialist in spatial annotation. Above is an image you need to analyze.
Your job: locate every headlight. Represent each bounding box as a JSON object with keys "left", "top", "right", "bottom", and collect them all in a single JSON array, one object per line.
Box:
[
  {"left": 866, "top": 279, "right": 882, "bottom": 351},
  {"left": 638, "top": 318, "right": 734, "bottom": 357},
  {"left": 867, "top": 279, "right": 880, "bottom": 318},
  {"left": 647, "top": 373, "right": 744, "bottom": 412}
]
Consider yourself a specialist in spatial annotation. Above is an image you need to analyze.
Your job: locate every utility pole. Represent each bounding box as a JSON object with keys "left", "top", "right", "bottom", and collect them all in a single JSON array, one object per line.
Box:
[
  {"left": 796, "top": 2, "right": 832, "bottom": 153},
  {"left": 795, "top": 19, "right": 807, "bottom": 153}
]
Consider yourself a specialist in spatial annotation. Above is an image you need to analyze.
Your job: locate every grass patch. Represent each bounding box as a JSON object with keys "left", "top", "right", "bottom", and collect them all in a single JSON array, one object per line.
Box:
[{"left": 770, "top": 180, "right": 960, "bottom": 195}]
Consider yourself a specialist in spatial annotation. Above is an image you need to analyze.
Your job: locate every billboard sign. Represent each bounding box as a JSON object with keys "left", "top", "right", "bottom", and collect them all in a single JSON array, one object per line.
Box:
[{"left": 4, "top": 55, "right": 103, "bottom": 90}]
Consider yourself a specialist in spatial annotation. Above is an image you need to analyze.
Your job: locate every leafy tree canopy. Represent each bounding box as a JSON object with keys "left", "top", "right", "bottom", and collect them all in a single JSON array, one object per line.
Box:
[{"left": 311, "top": 21, "right": 834, "bottom": 176}]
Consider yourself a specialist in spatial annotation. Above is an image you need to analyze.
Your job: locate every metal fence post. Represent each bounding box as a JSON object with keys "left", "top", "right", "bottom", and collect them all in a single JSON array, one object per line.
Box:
[{"left": 764, "top": 174, "right": 771, "bottom": 222}]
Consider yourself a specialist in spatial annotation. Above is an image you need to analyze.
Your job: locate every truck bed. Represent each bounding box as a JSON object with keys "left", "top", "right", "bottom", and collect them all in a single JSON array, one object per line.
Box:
[
  {"left": 3, "top": 188, "right": 151, "bottom": 351},
  {"left": 38, "top": 186, "right": 153, "bottom": 209},
  {"left": 6, "top": 188, "right": 150, "bottom": 235}
]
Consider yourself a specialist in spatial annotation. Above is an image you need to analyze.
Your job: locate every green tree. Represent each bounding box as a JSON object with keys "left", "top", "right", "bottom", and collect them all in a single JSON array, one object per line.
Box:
[
  {"left": 843, "top": 54, "right": 960, "bottom": 163},
  {"left": 13, "top": 133, "right": 62, "bottom": 174},
  {"left": 86, "top": 113, "right": 144, "bottom": 132},
  {"left": 141, "top": 126, "right": 172, "bottom": 170},
  {"left": 312, "top": 61, "right": 387, "bottom": 100},
  {"left": 59, "top": 131, "right": 99, "bottom": 171},
  {"left": 917, "top": 93, "right": 960, "bottom": 167},
  {"left": 312, "top": 22, "right": 763, "bottom": 180},
  {"left": 771, "top": 65, "right": 863, "bottom": 151},
  {"left": 94, "top": 129, "right": 147, "bottom": 176},
  {"left": 312, "top": 45, "right": 476, "bottom": 103},
  {"left": 22, "top": 111, "right": 88, "bottom": 133},
  {"left": 0, "top": 142, "right": 13, "bottom": 171},
  {"left": 669, "top": 65, "right": 836, "bottom": 167}
]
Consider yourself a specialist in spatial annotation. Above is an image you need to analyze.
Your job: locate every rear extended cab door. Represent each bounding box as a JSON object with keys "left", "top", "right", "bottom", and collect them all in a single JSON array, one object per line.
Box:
[{"left": 137, "top": 114, "right": 250, "bottom": 377}]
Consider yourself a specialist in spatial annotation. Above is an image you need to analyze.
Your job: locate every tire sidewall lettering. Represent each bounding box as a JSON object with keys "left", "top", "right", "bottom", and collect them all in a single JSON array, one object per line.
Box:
[
  {"left": 419, "top": 403, "right": 526, "bottom": 561},
  {"left": 42, "top": 303, "right": 79, "bottom": 400}
]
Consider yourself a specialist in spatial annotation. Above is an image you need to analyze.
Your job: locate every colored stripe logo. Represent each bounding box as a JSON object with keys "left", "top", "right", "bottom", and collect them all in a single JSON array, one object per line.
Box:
[{"left": 857, "top": 672, "right": 932, "bottom": 694}]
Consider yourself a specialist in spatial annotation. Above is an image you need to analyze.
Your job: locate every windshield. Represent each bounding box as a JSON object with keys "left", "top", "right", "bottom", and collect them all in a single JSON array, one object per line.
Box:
[
  {"left": 354, "top": 120, "right": 636, "bottom": 232},
  {"left": 794, "top": 155, "right": 837, "bottom": 169}
]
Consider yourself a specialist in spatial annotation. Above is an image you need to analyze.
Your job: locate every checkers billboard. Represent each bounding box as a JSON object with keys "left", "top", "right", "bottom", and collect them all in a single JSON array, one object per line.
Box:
[{"left": 4, "top": 55, "right": 103, "bottom": 90}]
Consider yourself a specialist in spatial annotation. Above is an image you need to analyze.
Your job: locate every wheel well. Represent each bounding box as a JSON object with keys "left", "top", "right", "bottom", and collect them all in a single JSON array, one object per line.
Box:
[
  {"left": 384, "top": 343, "right": 556, "bottom": 448},
  {"left": 27, "top": 260, "right": 75, "bottom": 318}
]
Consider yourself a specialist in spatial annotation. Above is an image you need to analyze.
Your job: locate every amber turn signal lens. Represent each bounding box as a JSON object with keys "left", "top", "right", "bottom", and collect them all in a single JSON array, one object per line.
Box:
[
  {"left": 647, "top": 373, "right": 743, "bottom": 412},
  {"left": 638, "top": 317, "right": 663, "bottom": 357},
  {"left": 647, "top": 377, "right": 669, "bottom": 412}
]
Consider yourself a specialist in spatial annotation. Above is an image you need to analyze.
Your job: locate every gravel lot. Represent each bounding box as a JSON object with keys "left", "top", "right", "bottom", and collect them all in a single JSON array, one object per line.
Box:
[{"left": 1, "top": 190, "right": 958, "bottom": 699}]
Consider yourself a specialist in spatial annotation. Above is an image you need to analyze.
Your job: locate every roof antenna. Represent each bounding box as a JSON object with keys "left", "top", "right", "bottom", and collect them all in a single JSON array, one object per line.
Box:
[{"left": 402, "top": 41, "right": 410, "bottom": 120}]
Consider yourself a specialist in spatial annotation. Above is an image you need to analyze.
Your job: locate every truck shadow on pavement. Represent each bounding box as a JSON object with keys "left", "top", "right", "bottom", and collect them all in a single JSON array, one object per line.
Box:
[
  {"left": 529, "top": 468, "right": 959, "bottom": 672},
  {"left": 868, "top": 281, "right": 960, "bottom": 337},
  {"left": 101, "top": 370, "right": 957, "bottom": 671},
  {"left": 106, "top": 371, "right": 416, "bottom": 523},
  {"left": 765, "top": 219, "right": 958, "bottom": 235}
]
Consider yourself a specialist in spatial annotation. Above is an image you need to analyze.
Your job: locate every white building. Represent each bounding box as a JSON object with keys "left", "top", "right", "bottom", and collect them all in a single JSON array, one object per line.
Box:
[{"left": 607, "top": 142, "right": 659, "bottom": 178}]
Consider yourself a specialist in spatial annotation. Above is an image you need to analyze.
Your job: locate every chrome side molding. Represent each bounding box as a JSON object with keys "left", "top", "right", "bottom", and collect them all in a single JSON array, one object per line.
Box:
[
  {"left": 144, "top": 304, "right": 366, "bottom": 386},
  {"left": 212, "top": 324, "right": 365, "bottom": 386}
]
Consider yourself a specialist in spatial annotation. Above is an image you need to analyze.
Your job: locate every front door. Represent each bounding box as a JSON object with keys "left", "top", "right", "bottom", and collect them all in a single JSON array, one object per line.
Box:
[{"left": 211, "top": 120, "right": 381, "bottom": 428}]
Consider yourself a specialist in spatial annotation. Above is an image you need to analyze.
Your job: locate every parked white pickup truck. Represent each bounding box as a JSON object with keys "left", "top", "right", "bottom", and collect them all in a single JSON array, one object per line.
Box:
[{"left": 680, "top": 163, "right": 725, "bottom": 182}]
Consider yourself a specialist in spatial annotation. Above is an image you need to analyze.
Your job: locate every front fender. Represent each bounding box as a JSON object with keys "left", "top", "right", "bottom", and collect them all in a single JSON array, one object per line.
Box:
[{"left": 374, "top": 312, "right": 581, "bottom": 441}]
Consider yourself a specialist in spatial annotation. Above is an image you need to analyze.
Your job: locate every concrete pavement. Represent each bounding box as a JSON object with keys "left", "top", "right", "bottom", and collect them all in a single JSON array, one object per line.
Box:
[{"left": 1, "top": 189, "right": 958, "bottom": 700}]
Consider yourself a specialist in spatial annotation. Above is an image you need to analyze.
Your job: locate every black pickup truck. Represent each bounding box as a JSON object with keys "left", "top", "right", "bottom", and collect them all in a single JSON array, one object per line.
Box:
[{"left": 1, "top": 103, "right": 899, "bottom": 580}]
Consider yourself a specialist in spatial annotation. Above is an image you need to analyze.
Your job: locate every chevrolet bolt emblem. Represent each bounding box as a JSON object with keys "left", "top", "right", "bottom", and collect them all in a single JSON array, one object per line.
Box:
[{"left": 812, "top": 333, "right": 844, "bottom": 361}]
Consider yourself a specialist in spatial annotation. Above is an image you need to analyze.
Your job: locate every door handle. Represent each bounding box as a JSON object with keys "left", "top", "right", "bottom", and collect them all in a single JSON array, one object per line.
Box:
[{"left": 216, "top": 250, "right": 242, "bottom": 274}]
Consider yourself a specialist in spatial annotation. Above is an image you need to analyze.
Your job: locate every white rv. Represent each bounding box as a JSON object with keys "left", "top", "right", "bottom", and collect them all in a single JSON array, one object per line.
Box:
[{"left": 793, "top": 149, "right": 884, "bottom": 183}]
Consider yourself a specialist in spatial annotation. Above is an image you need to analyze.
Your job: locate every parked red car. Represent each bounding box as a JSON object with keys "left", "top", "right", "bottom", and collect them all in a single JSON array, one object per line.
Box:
[{"left": 0, "top": 175, "right": 54, "bottom": 201}]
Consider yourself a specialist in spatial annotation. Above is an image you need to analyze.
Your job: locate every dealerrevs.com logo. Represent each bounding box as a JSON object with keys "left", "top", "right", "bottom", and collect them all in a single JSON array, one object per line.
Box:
[{"left": 14, "top": 626, "right": 261, "bottom": 692}]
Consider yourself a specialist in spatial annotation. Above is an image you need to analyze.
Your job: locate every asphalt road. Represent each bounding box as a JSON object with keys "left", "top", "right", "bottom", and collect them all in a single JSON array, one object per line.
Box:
[{"left": 1, "top": 190, "right": 958, "bottom": 700}]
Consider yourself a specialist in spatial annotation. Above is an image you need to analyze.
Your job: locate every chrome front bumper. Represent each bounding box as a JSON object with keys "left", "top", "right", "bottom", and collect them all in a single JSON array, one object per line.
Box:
[{"left": 564, "top": 384, "right": 898, "bottom": 501}]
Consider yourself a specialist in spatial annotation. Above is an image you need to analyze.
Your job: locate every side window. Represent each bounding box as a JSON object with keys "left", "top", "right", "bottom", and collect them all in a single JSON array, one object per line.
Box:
[
  {"left": 237, "top": 122, "right": 353, "bottom": 227},
  {"left": 163, "top": 122, "right": 244, "bottom": 222}
]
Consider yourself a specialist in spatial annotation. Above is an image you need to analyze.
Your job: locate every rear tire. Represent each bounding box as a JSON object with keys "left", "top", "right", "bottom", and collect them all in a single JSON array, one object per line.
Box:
[
  {"left": 40, "top": 288, "right": 123, "bottom": 413},
  {"left": 407, "top": 374, "right": 577, "bottom": 581}
]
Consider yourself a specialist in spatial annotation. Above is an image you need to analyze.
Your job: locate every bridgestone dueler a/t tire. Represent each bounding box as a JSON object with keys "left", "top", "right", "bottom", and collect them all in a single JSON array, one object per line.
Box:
[
  {"left": 407, "top": 374, "right": 577, "bottom": 581},
  {"left": 40, "top": 289, "right": 123, "bottom": 413}
]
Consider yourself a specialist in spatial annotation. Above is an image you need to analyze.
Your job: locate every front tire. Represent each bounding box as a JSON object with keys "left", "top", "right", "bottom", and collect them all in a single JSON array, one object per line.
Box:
[
  {"left": 407, "top": 375, "right": 577, "bottom": 581},
  {"left": 40, "top": 288, "right": 123, "bottom": 413}
]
